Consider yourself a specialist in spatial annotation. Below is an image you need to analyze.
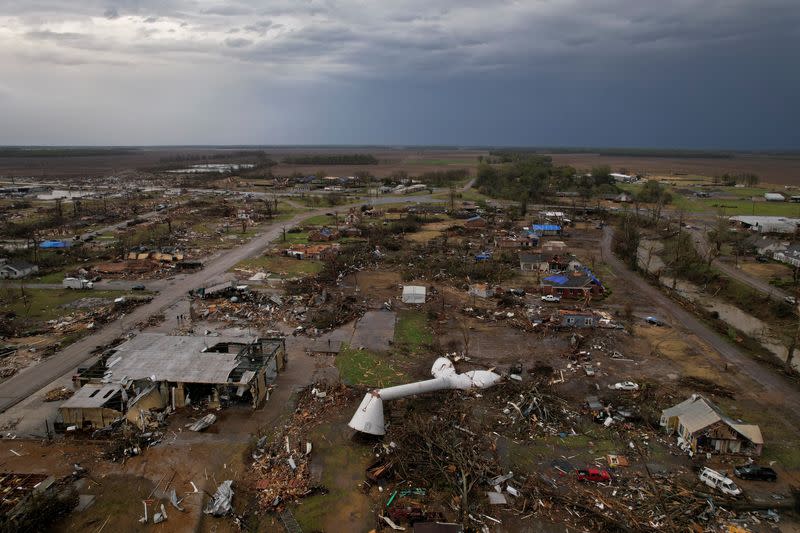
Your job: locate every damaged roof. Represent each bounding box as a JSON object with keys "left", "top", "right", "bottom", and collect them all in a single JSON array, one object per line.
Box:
[
  {"left": 103, "top": 333, "right": 258, "bottom": 385},
  {"left": 60, "top": 383, "right": 124, "bottom": 409},
  {"left": 663, "top": 394, "right": 763, "bottom": 444}
]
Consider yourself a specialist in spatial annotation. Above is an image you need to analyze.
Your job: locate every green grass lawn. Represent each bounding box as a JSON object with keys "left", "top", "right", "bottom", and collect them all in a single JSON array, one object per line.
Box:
[
  {"left": 1, "top": 288, "right": 135, "bottom": 322},
  {"left": 394, "top": 310, "right": 432, "bottom": 350},
  {"left": 279, "top": 231, "right": 309, "bottom": 245},
  {"left": 671, "top": 195, "right": 800, "bottom": 216},
  {"left": 301, "top": 214, "right": 337, "bottom": 226},
  {"left": 336, "top": 344, "right": 407, "bottom": 387},
  {"left": 233, "top": 255, "right": 323, "bottom": 276},
  {"left": 35, "top": 266, "right": 89, "bottom": 283}
]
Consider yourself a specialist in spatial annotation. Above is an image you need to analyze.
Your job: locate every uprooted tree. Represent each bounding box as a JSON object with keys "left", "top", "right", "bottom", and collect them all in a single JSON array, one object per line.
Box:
[{"left": 392, "top": 395, "right": 496, "bottom": 522}]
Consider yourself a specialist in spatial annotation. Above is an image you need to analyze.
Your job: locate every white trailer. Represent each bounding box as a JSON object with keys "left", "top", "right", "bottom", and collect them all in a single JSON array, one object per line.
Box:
[{"left": 62, "top": 277, "right": 94, "bottom": 290}]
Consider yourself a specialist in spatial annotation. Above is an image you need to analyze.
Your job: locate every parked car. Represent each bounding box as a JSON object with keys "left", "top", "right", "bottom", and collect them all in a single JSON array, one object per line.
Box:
[
  {"left": 576, "top": 468, "right": 612, "bottom": 483},
  {"left": 609, "top": 381, "right": 639, "bottom": 391},
  {"left": 131, "top": 284, "right": 146, "bottom": 291},
  {"left": 734, "top": 465, "right": 777, "bottom": 481},
  {"left": 756, "top": 256, "right": 770, "bottom": 263},
  {"left": 541, "top": 295, "right": 561, "bottom": 303},
  {"left": 784, "top": 296, "right": 797, "bottom": 305},
  {"left": 699, "top": 467, "right": 742, "bottom": 496},
  {"left": 507, "top": 288, "right": 526, "bottom": 297},
  {"left": 645, "top": 316, "right": 664, "bottom": 326}
]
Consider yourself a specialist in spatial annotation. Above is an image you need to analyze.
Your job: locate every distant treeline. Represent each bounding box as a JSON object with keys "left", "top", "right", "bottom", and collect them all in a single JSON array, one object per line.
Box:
[
  {"left": 476, "top": 155, "right": 619, "bottom": 200},
  {"left": 418, "top": 169, "right": 469, "bottom": 186},
  {"left": 0, "top": 147, "right": 136, "bottom": 158},
  {"left": 489, "top": 148, "right": 735, "bottom": 159},
  {"left": 159, "top": 151, "right": 264, "bottom": 163},
  {"left": 282, "top": 154, "right": 378, "bottom": 165}
]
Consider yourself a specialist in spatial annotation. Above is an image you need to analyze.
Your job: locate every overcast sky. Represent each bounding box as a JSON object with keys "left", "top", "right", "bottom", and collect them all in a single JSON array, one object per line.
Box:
[{"left": 1, "top": 1, "right": 798, "bottom": 148}]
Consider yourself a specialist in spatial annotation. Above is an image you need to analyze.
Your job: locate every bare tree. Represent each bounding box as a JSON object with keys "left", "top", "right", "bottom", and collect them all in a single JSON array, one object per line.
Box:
[{"left": 457, "top": 318, "right": 471, "bottom": 358}]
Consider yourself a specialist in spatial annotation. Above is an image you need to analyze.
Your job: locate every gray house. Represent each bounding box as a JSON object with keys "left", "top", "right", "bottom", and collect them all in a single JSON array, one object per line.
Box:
[
  {"left": 553, "top": 309, "right": 596, "bottom": 328},
  {"left": 0, "top": 260, "right": 38, "bottom": 279}
]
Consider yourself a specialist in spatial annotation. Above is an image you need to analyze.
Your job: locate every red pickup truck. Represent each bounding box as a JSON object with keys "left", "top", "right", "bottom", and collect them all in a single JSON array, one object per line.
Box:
[{"left": 576, "top": 468, "right": 612, "bottom": 483}]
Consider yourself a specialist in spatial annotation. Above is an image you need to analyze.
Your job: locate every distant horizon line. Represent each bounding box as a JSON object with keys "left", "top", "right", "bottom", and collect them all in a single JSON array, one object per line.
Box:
[{"left": 0, "top": 144, "right": 799, "bottom": 155}]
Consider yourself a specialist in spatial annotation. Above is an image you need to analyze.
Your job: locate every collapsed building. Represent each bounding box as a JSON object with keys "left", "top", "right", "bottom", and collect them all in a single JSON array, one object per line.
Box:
[
  {"left": 660, "top": 394, "right": 764, "bottom": 456},
  {"left": 59, "top": 333, "right": 285, "bottom": 430}
]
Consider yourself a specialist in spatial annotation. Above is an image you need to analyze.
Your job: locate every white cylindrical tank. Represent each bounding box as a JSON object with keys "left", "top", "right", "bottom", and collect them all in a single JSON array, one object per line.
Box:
[{"left": 348, "top": 357, "right": 501, "bottom": 435}]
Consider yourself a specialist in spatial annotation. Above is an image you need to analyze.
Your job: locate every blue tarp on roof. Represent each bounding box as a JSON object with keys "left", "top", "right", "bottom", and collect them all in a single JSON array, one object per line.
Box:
[
  {"left": 581, "top": 267, "right": 604, "bottom": 288},
  {"left": 543, "top": 275, "right": 569, "bottom": 285},
  {"left": 40, "top": 240, "right": 68, "bottom": 248},
  {"left": 532, "top": 224, "right": 561, "bottom": 232},
  {"left": 475, "top": 252, "right": 491, "bottom": 261}
]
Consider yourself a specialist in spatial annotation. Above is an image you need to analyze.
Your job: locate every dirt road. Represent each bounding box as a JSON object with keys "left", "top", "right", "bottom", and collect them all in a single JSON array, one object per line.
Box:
[
  {"left": 601, "top": 226, "right": 800, "bottom": 414},
  {"left": 0, "top": 194, "right": 441, "bottom": 413}
]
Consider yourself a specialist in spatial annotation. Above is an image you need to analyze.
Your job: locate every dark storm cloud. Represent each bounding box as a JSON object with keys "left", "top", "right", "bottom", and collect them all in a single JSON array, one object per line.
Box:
[{"left": 0, "top": 0, "right": 798, "bottom": 147}]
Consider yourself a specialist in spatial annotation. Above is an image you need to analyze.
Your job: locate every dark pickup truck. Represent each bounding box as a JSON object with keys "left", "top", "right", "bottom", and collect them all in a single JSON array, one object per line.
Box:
[{"left": 734, "top": 465, "right": 777, "bottom": 481}]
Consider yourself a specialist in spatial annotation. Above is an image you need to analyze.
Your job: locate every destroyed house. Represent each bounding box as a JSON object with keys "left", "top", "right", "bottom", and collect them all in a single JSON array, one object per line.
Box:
[
  {"left": 464, "top": 215, "right": 486, "bottom": 228},
  {"left": 519, "top": 252, "right": 579, "bottom": 273},
  {"left": 660, "top": 394, "right": 763, "bottom": 456},
  {"left": 74, "top": 334, "right": 286, "bottom": 422},
  {"left": 554, "top": 309, "right": 596, "bottom": 328},
  {"left": 308, "top": 227, "right": 340, "bottom": 242},
  {"left": 540, "top": 270, "right": 604, "bottom": 298},
  {"left": 0, "top": 473, "right": 55, "bottom": 520}
]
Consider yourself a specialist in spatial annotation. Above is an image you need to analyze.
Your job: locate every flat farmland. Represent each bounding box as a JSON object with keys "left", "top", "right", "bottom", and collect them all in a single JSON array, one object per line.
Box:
[
  {"left": 266, "top": 148, "right": 484, "bottom": 177},
  {"left": 548, "top": 152, "right": 800, "bottom": 185}
]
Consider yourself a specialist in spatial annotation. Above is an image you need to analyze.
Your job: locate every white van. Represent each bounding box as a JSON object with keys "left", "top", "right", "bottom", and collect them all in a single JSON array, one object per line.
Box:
[{"left": 699, "top": 467, "right": 742, "bottom": 496}]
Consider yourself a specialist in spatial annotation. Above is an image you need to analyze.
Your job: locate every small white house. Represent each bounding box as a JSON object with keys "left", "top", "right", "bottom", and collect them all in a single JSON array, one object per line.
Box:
[
  {"left": 401, "top": 285, "right": 426, "bottom": 304},
  {"left": 0, "top": 260, "right": 38, "bottom": 279},
  {"left": 764, "top": 193, "right": 786, "bottom": 202}
]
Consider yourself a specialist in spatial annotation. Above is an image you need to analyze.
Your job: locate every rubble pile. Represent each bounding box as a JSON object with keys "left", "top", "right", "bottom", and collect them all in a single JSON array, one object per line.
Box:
[
  {"left": 252, "top": 384, "right": 356, "bottom": 510},
  {"left": 382, "top": 393, "right": 502, "bottom": 522},
  {"left": 518, "top": 468, "right": 763, "bottom": 532},
  {"left": 197, "top": 288, "right": 366, "bottom": 334},
  {"left": 98, "top": 424, "right": 164, "bottom": 462},
  {"left": 44, "top": 386, "right": 74, "bottom": 402},
  {"left": 487, "top": 379, "right": 582, "bottom": 438}
]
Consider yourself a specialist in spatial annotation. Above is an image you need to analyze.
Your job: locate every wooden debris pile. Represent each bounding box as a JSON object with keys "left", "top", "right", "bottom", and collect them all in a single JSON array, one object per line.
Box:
[{"left": 252, "top": 384, "right": 356, "bottom": 511}]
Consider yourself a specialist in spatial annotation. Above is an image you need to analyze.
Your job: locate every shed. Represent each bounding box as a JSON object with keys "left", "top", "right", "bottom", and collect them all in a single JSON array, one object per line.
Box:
[
  {"left": 59, "top": 383, "right": 126, "bottom": 429},
  {"left": 402, "top": 285, "right": 426, "bottom": 304}
]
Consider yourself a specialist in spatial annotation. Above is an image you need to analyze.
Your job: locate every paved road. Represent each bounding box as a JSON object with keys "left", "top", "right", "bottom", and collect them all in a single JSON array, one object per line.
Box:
[
  {"left": 687, "top": 228, "right": 792, "bottom": 302},
  {"left": 0, "top": 194, "right": 442, "bottom": 413},
  {"left": 0, "top": 280, "right": 169, "bottom": 291},
  {"left": 462, "top": 176, "right": 478, "bottom": 192},
  {"left": 601, "top": 226, "right": 800, "bottom": 412}
]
